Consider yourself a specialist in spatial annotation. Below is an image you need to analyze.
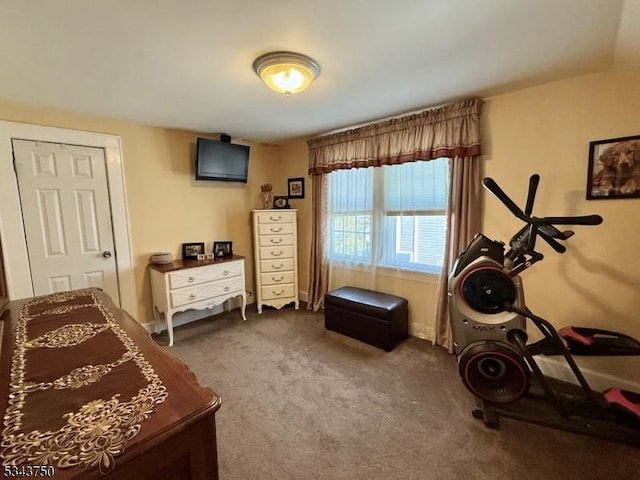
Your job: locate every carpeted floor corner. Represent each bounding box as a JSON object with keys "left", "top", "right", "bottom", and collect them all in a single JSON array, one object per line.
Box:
[{"left": 155, "top": 306, "right": 640, "bottom": 480}]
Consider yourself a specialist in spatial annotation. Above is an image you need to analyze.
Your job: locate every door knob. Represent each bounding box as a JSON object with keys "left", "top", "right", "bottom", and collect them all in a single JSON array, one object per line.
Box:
[{"left": 102, "top": 251, "right": 112, "bottom": 258}]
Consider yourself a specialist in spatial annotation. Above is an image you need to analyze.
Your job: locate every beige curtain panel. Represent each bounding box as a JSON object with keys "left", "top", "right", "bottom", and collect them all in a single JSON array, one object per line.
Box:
[
  {"left": 434, "top": 156, "right": 483, "bottom": 352},
  {"left": 307, "top": 174, "right": 329, "bottom": 312},
  {"left": 308, "top": 99, "right": 482, "bottom": 175}
]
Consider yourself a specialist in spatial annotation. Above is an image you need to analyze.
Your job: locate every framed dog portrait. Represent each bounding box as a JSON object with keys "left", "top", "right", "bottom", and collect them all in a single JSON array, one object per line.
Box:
[{"left": 587, "top": 135, "right": 640, "bottom": 200}]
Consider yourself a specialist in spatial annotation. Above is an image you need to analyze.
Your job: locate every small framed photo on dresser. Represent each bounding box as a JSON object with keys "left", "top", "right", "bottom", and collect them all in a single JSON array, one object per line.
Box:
[
  {"left": 182, "top": 242, "right": 205, "bottom": 259},
  {"left": 213, "top": 241, "right": 233, "bottom": 258}
]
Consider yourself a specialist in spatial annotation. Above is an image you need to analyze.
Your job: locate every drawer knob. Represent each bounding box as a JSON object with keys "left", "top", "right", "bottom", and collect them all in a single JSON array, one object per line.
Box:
[
  {"left": 270, "top": 238, "right": 282, "bottom": 244},
  {"left": 273, "top": 289, "right": 285, "bottom": 296},
  {"left": 272, "top": 276, "right": 284, "bottom": 282},
  {"left": 271, "top": 263, "right": 284, "bottom": 269},
  {"left": 223, "top": 270, "right": 229, "bottom": 276},
  {"left": 189, "top": 294, "right": 196, "bottom": 300},
  {"left": 271, "top": 251, "right": 283, "bottom": 257},
  {"left": 270, "top": 227, "right": 282, "bottom": 232},
  {"left": 187, "top": 277, "right": 194, "bottom": 283},
  {"left": 224, "top": 286, "right": 230, "bottom": 292},
  {"left": 269, "top": 215, "right": 282, "bottom": 221}
]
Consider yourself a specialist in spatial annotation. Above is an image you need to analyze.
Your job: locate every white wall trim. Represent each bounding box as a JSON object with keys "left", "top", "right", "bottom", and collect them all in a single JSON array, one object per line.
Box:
[
  {"left": 140, "top": 321, "right": 157, "bottom": 334},
  {"left": 536, "top": 356, "right": 640, "bottom": 393},
  {"left": 410, "top": 324, "right": 435, "bottom": 342},
  {"left": 298, "top": 289, "right": 308, "bottom": 303},
  {"left": 0, "top": 121, "right": 138, "bottom": 319}
]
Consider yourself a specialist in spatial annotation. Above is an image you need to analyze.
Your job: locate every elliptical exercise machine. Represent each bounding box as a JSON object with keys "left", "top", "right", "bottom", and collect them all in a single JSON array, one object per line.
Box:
[{"left": 448, "top": 174, "right": 640, "bottom": 447}]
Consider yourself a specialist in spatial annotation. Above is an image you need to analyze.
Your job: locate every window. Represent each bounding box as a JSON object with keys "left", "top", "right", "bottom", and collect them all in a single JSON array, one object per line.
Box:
[{"left": 327, "top": 159, "right": 449, "bottom": 273}]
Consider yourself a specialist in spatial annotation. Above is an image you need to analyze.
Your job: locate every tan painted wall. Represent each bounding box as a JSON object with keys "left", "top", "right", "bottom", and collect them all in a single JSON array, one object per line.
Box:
[
  {"left": 278, "top": 140, "right": 313, "bottom": 302},
  {"left": 0, "top": 99, "right": 281, "bottom": 325}
]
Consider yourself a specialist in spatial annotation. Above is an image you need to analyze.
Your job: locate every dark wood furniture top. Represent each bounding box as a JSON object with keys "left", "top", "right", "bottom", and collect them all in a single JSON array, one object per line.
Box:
[
  {"left": 0, "top": 288, "right": 220, "bottom": 479},
  {"left": 149, "top": 254, "right": 246, "bottom": 274},
  {"left": 0, "top": 236, "right": 7, "bottom": 313}
]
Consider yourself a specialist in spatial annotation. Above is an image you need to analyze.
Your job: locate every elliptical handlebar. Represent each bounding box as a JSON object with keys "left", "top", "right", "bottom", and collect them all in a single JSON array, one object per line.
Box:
[
  {"left": 537, "top": 215, "right": 603, "bottom": 226},
  {"left": 482, "top": 178, "right": 527, "bottom": 221},
  {"left": 482, "top": 177, "right": 603, "bottom": 227},
  {"left": 483, "top": 175, "right": 602, "bottom": 274},
  {"left": 524, "top": 174, "right": 540, "bottom": 216},
  {"left": 538, "top": 233, "right": 566, "bottom": 254}
]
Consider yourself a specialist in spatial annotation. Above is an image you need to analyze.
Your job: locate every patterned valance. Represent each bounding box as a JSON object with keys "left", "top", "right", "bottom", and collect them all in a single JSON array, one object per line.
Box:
[{"left": 308, "top": 98, "right": 482, "bottom": 175}]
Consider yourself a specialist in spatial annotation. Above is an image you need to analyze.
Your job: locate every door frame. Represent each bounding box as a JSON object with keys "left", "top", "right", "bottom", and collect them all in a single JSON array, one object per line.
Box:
[{"left": 0, "top": 121, "right": 138, "bottom": 319}]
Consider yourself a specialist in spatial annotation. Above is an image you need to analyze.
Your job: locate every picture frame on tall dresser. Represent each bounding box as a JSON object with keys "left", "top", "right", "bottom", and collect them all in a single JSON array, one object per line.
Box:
[
  {"left": 182, "top": 242, "right": 205, "bottom": 259},
  {"left": 587, "top": 134, "right": 640, "bottom": 200},
  {"left": 273, "top": 196, "right": 290, "bottom": 209}
]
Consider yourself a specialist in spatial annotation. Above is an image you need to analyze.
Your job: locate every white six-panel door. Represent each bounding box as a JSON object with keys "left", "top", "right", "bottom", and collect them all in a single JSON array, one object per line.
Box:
[{"left": 12, "top": 139, "right": 120, "bottom": 303}]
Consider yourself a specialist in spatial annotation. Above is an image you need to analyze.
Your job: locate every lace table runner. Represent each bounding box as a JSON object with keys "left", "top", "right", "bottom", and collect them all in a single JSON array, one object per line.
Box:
[{"left": 1, "top": 289, "right": 168, "bottom": 473}]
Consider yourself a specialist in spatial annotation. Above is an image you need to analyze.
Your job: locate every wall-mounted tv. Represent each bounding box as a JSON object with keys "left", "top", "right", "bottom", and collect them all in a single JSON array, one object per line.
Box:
[{"left": 195, "top": 137, "right": 250, "bottom": 183}]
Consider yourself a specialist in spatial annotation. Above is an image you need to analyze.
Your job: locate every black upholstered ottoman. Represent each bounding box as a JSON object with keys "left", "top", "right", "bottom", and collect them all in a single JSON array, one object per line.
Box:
[{"left": 324, "top": 286, "right": 408, "bottom": 351}]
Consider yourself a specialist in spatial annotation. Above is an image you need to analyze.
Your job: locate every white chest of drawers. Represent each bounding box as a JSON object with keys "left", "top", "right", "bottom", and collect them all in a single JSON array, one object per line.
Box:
[
  {"left": 252, "top": 209, "right": 299, "bottom": 313},
  {"left": 150, "top": 255, "right": 247, "bottom": 346}
]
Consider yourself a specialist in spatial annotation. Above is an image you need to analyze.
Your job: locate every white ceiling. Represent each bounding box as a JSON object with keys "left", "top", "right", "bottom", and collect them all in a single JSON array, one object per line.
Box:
[{"left": 1, "top": 0, "right": 639, "bottom": 143}]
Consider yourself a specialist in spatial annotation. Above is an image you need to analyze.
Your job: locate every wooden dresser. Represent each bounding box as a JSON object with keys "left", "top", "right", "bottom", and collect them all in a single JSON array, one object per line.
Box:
[
  {"left": 0, "top": 288, "right": 220, "bottom": 479},
  {"left": 150, "top": 255, "right": 246, "bottom": 347},
  {"left": 251, "top": 209, "right": 299, "bottom": 314}
]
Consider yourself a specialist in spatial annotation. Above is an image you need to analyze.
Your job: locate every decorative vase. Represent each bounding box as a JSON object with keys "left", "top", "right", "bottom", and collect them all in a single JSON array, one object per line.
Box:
[{"left": 260, "top": 191, "right": 272, "bottom": 209}]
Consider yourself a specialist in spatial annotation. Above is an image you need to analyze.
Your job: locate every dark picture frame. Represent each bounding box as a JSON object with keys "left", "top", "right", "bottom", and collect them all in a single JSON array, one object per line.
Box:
[
  {"left": 182, "top": 242, "right": 205, "bottom": 259},
  {"left": 213, "top": 241, "right": 233, "bottom": 258},
  {"left": 287, "top": 177, "right": 305, "bottom": 199},
  {"left": 587, "top": 134, "right": 640, "bottom": 200},
  {"left": 272, "top": 196, "right": 290, "bottom": 209}
]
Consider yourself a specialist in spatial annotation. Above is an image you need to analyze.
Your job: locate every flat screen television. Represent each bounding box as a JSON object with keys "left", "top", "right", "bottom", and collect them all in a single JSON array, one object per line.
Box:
[{"left": 195, "top": 138, "right": 250, "bottom": 183}]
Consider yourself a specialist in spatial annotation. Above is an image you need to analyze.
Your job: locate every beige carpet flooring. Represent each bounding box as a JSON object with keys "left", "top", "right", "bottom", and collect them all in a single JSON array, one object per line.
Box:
[{"left": 156, "top": 306, "right": 640, "bottom": 480}]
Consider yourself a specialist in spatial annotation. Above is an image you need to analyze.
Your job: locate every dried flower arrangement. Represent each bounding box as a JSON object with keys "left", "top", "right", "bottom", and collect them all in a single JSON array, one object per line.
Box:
[{"left": 259, "top": 184, "right": 273, "bottom": 208}]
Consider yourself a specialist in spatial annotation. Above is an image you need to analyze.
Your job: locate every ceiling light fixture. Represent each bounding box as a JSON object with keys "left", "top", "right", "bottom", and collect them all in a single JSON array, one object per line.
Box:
[{"left": 252, "top": 51, "right": 320, "bottom": 97}]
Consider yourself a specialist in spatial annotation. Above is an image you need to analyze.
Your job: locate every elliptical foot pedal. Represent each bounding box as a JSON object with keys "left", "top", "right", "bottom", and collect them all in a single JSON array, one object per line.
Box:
[
  {"left": 604, "top": 388, "right": 640, "bottom": 427},
  {"left": 559, "top": 326, "right": 640, "bottom": 356}
]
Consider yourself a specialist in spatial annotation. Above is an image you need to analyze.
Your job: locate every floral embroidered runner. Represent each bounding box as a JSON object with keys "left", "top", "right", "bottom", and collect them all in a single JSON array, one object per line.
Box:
[{"left": 1, "top": 289, "right": 168, "bottom": 473}]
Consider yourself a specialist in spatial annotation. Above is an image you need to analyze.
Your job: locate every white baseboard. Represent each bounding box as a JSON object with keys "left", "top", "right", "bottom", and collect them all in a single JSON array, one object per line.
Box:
[
  {"left": 410, "top": 323, "right": 435, "bottom": 343},
  {"left": 299, "top": 290, "right": 308, "bottom": 303},
  {"left": 536, "top": 356, "right": 640, "bottom": 393},
  {"left": 141, "top": 321, "right": 156, "bottom": 334}
]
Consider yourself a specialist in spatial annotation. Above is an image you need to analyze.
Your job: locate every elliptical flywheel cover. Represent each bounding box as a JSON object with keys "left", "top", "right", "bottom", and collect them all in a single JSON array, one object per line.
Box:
[
  {"left": 460, "top": 266, "right": 516, "bottom": 314},
  {"left": 459, "top": 341, "right": 530, "bottom": 403}
]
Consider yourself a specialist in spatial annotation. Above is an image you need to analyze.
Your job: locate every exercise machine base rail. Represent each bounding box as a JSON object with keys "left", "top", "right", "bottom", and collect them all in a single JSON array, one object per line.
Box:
[{"left": 472, "top": 378, "right": 640, "bottom": 448}]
